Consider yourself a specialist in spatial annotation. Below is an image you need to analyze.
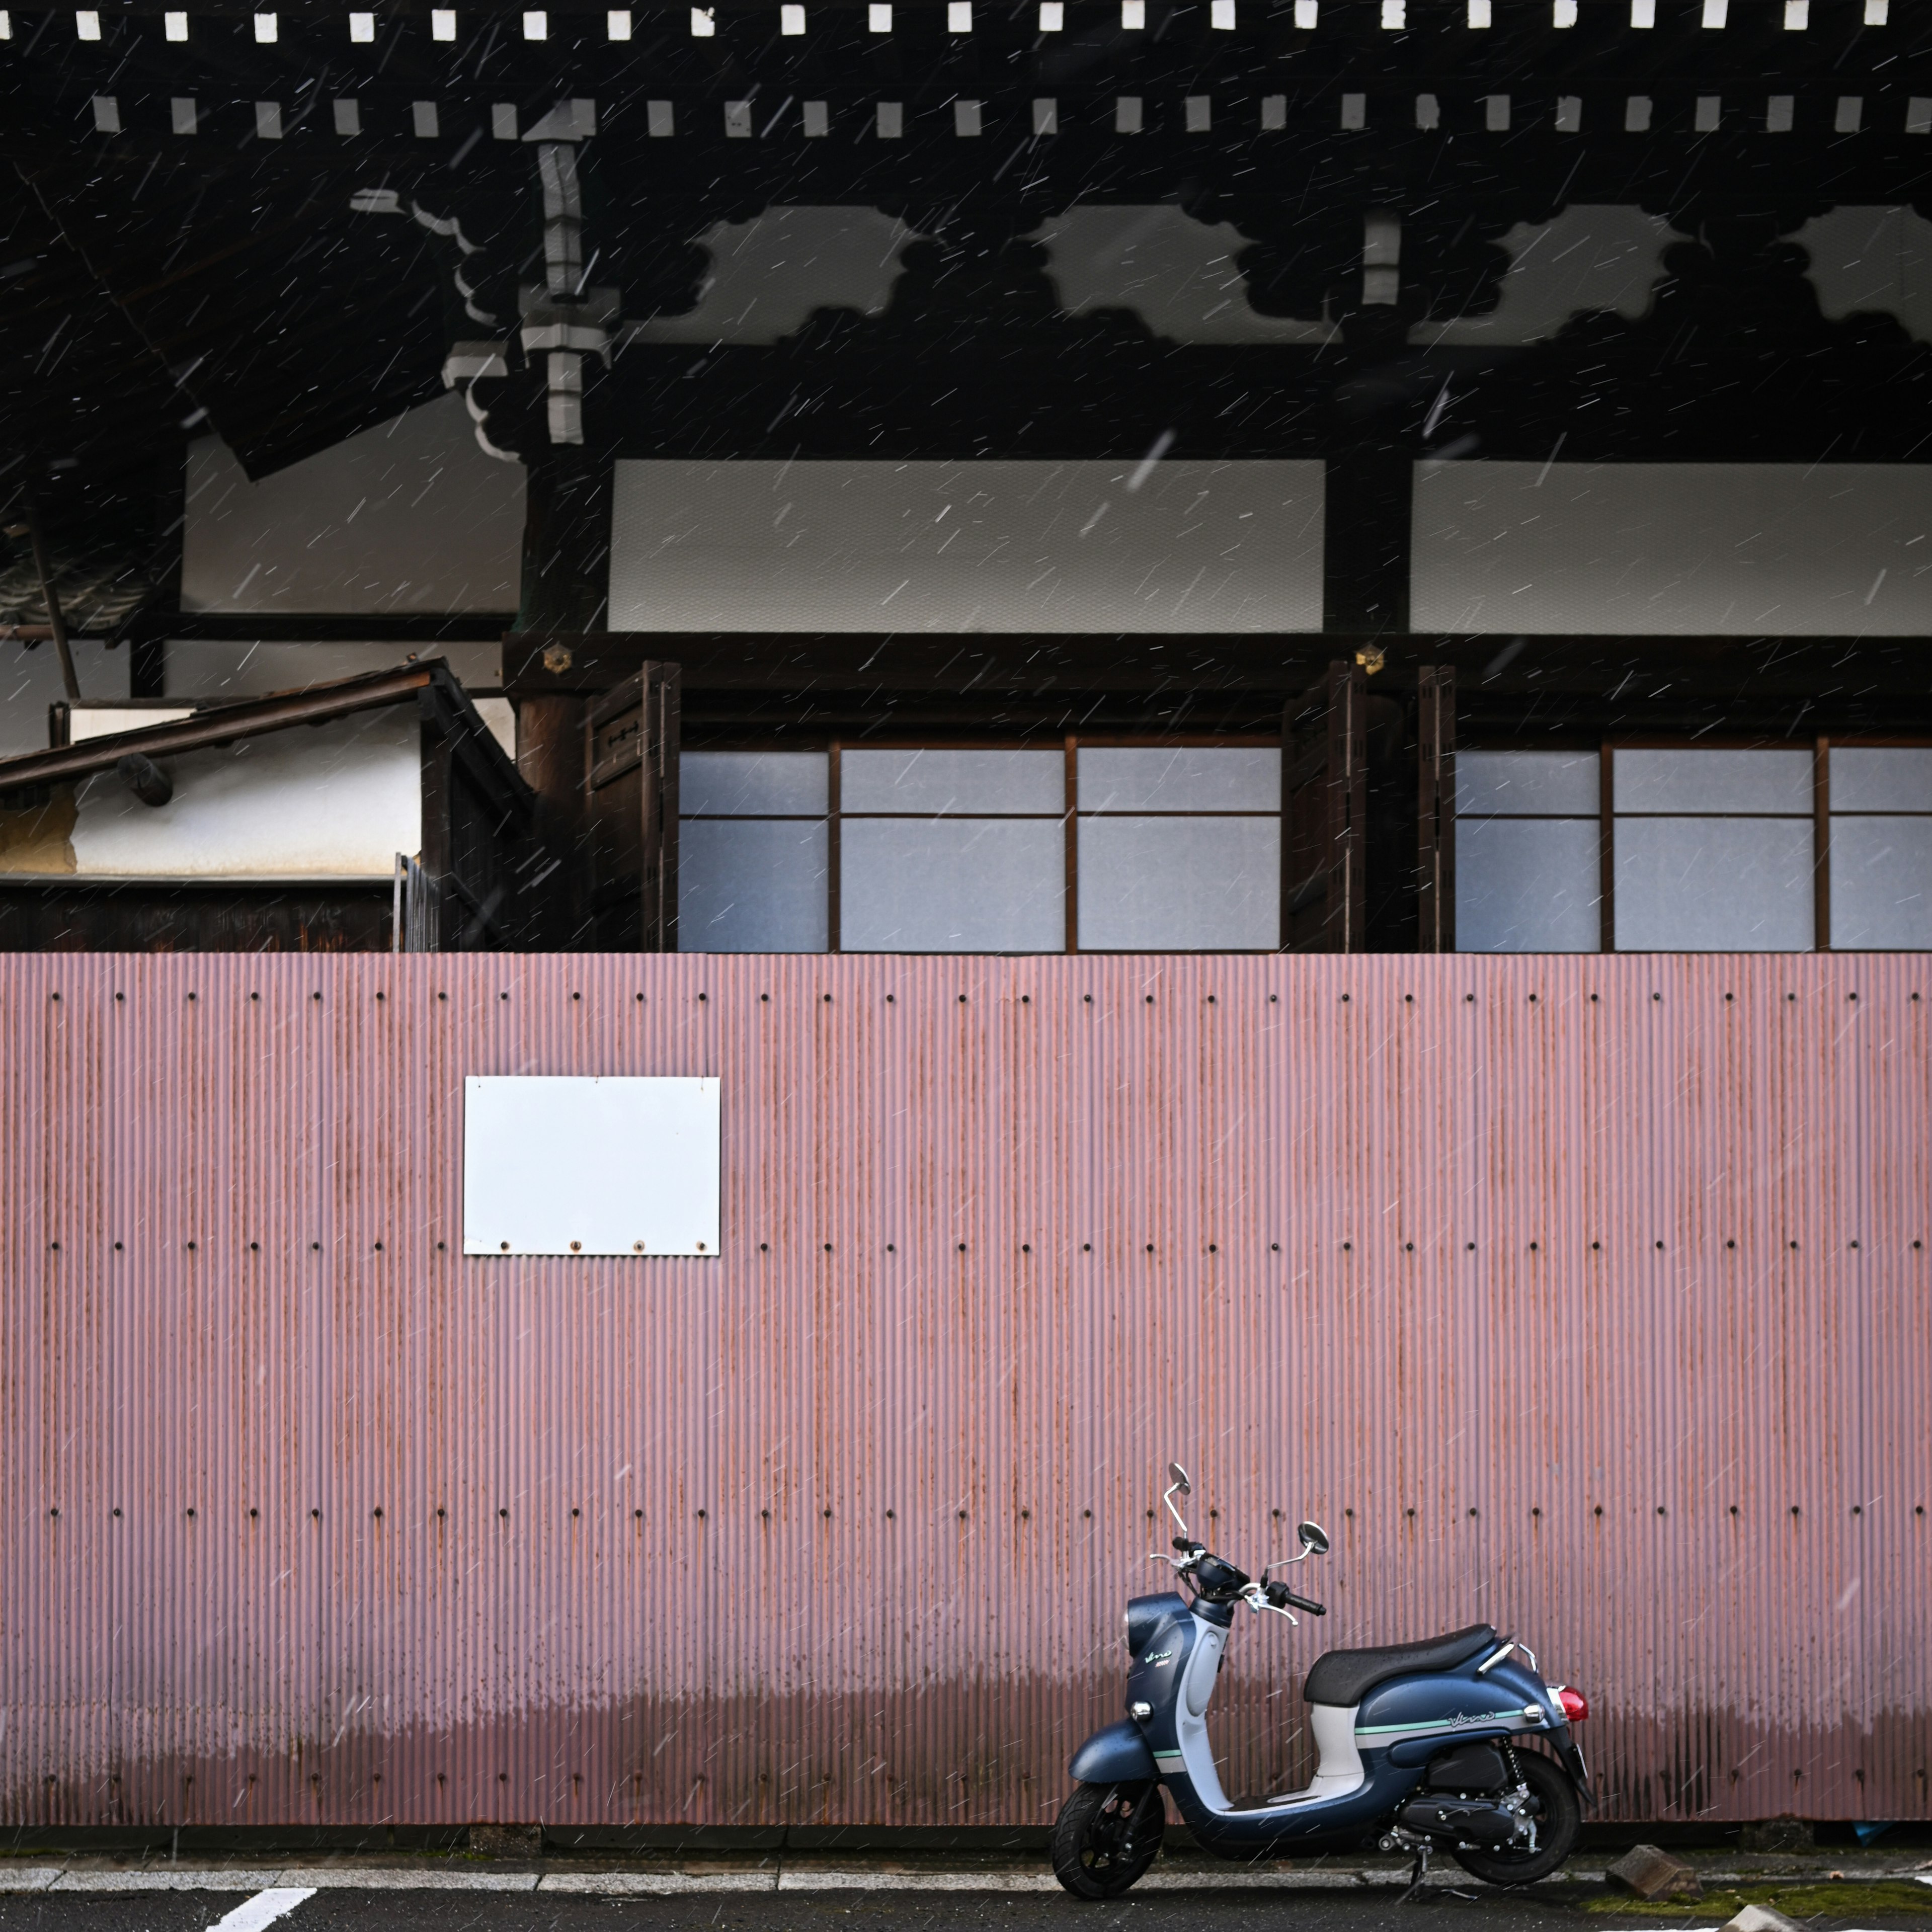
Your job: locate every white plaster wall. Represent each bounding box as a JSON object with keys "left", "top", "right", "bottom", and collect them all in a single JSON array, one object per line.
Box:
[
  {"left": 627, "top": 203, "right": 1328, "bottom": 347},
  {"left": 1035, "top": 205, "right": 1333, "bottom": 344},
  {"left": 1793, "top": 205, "right": 1932, "bottom": 343},
  {"left": 163, "top": 639, "right": 502, "bottom": 698},
  {"left": 182, "top": 395, "right": 524, "bottom": 614},
  {"left": 1417, "top": 206, "right": 1684, "bottom": 348},
  {"left": 1412, "top": 460, "right": 1932, "bottom": 634},
  {"left": 69, "top": 707, "right": 196, "bottom": 742},
  {"left": 630, "top": 206, "right": 921, "bottom": 343},
  {"left": 67, "top": 708, "right": 420, "bottom": 879},
  {"left": 609, "top": 458, "right": 1325, "bottom": 632}
]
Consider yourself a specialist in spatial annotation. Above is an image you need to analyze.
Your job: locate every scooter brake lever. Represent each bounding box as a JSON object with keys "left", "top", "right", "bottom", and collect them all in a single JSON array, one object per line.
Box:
[{"left": 1241, "top": 1583, "right": 1298, "bottom": 1626}]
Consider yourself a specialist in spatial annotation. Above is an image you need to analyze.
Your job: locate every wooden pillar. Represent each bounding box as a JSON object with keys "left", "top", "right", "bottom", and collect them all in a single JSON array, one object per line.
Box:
[
  {"left": 509, "top": 447, "right": 614, "bottom": 947},
  {"left": 1416, "top": 665, "right": 1456, "bottom": 952},
  {"left": 1325, "top": 263, "right": 1414, "bottom": 635},
  {"left": 584, "top": 665, "right": 681, "bottom": 951},
  {"left": 518, "top": 448, "right": 612, "bottom": 634},
  {"left": 1323, "top": 448, "right": 1412, "bottom": 636},
  {"left": 130, "top": 451, "right": 184, "bottom": 698},
  {"left": 515, "top": 692, "right": 589, "bottom": 947},
  {"left": 1281, "top": 660, "right": 1368, "bottom": 951}
]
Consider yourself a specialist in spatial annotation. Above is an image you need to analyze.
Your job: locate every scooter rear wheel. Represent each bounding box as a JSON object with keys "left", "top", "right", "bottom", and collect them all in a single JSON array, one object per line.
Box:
[
  {"left": 1050, "top": 1780, "right": 1165, "bottom": 1898},
  {"left": 1450, "top": 1750, "right": 1582, "bottom": 1887}
]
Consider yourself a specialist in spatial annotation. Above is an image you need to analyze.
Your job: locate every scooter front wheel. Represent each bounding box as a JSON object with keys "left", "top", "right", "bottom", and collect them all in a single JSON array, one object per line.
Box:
[
  {"left": 1450, "top": 1750, "right": 1582, "bottom": 1887},
  {"left": 1050, "top": 1780, "right": 1166, "bottom": 1898}
]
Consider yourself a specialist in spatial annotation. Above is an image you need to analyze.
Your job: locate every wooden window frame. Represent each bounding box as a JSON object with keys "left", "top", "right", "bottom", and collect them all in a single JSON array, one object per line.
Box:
[
  {"left": 1070, "top": 733, "right": 1285, "bottom": 955},
  {"left": 1817, "top": 733, "right": 1932, "bottom": 953},
  {"left": 680, "top": 733, "right": 1285, "bottom": 955},
  {"left": 1606, "top": 734, "right": 1824, "bottom": 955},
  {"left": 674, "top": 743, "right": 833, "bottom": 954},
  {"left": 1458, "top": 734, "right": 1932, "bottom": 954}
]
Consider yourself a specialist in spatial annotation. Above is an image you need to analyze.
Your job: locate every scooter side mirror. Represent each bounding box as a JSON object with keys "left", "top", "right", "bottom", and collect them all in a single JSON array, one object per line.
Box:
[
  {"left": 1162, "top": 1464, "right": 1193, "bottom": 1538},
  {"left": 1298, "top": 1521, "right": 1330, "bottom": 1557}
]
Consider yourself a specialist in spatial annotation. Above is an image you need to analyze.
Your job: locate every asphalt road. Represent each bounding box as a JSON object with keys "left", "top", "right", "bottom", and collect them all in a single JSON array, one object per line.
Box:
[
  {"left": 0, "top": 1884, "right": 1908, "bottom": 1932},
  {"left": 4, "top": 1895, "right": 1572, "bottom": 1932}
]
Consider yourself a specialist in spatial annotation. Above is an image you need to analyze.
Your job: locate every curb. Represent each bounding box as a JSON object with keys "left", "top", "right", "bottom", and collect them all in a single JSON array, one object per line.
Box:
[
  {"left": 3, "top": 1864, "right": 1621, "bottom": 1896},
  {"left": 7, "top": 1863, "right": 1922, "bottom": 1898}
]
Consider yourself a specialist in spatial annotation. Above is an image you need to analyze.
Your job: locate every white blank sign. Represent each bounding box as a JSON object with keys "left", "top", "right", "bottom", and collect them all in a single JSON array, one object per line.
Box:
[{"left": 462, "top": 1076, "right": 720, "bottom": 1256}]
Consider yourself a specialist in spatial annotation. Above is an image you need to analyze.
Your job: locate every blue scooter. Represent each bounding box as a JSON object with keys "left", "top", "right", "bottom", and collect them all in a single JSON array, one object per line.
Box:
[{"left": 1052, "top": 1465, "right": 1592, "bottom": 1899}]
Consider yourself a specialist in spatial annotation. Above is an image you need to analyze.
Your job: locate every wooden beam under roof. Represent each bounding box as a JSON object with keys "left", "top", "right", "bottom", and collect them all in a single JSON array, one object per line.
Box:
[{"left": 0, "top": 660, "right": 529, "bottom": 807}]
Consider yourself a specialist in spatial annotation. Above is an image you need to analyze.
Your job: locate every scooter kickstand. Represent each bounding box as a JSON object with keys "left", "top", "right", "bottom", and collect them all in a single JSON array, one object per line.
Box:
[{"left": 1397, "top": 1842, "right": 1431, "bottom": 1904}]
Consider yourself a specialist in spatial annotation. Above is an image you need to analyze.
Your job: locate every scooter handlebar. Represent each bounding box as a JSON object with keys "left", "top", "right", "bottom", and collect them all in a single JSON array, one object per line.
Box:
[{"left": 1264, "top": 1580, "right": 1327, "bottom": 1616}]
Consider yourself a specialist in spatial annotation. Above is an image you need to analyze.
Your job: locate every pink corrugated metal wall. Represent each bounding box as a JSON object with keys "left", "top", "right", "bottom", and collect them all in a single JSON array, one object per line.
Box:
[{"left": 2, "top": 952, "right": 1926, "bottom": 1829}]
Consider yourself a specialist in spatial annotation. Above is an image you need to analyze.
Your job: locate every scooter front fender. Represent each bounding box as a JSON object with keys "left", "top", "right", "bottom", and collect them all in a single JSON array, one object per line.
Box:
[{"left": 1069, "top": 1718, "right": 1158, "bottom": 1785}]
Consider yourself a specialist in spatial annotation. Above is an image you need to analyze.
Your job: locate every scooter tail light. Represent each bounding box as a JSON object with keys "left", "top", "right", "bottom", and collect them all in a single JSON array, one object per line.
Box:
[{"left": 1555, "top": 1685, "right": 1589, "bottom": 1723}]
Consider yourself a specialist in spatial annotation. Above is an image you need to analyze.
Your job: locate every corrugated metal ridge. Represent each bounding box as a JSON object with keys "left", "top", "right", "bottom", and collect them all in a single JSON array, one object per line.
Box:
[{"left": 2, "top": 950, "right": 1925, "bottom": 1829}]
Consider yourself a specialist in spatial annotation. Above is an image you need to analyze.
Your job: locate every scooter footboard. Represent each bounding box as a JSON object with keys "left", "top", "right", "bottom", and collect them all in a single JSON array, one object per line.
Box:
[
  {"left": 1169, "top": 1770, "right": 1402, "bottom": 1857},
  {"left": 1069, "top": 1719, "right": 1159, "bottom": 1785}
]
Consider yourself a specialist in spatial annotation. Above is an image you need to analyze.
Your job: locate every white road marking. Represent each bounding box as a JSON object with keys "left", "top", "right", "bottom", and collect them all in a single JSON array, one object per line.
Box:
[
  {"left": 541, "top": 1874, "right": 776, "bottom": 1895},
  {"left": 205, "top": 1887, "right": 317, "bottom": 1932},
  {"left": 778, "top": 1873, "right": 1057, "bottom": 1892},
  {"left": 0, "top": 1870, "right": 62, "bottom": 1893}
]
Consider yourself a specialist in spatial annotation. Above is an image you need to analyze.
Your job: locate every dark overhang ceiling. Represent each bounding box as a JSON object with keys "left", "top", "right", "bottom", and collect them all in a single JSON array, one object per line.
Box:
[
  {"left": 15, "top": 146, "right": 505, "bottom": 477},
  {"left": 0, "top": 185, "right": 188, "bottom": 628},
  {"left": 6, "top": 0, "right": 1932, "bottom": 503}
]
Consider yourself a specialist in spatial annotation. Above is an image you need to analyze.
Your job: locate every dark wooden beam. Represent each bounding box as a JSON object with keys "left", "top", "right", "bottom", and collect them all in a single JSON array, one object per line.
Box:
[
  {"left": 1324, "top": 452, "right": 1413, "bottom": 637},
  {"left": 0, "top": 661, "right": 530, "bottom": 801},
  {"left": 0, "top": 881, "right": 390, "bottom": 953},
  {"left": 504, "top": 629, "right": 1932, "bottom": 708}
]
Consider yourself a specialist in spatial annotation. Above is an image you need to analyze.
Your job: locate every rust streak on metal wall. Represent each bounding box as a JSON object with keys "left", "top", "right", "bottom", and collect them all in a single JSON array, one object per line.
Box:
[{"left": 1, "top": 954, "right": 1926, "bottom": 1828}]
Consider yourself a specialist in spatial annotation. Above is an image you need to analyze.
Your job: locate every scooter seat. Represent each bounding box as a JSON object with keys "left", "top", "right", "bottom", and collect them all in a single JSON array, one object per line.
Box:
[{"left": 1303, "top": 1623, "right": 1497, "bottom": 1707}]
